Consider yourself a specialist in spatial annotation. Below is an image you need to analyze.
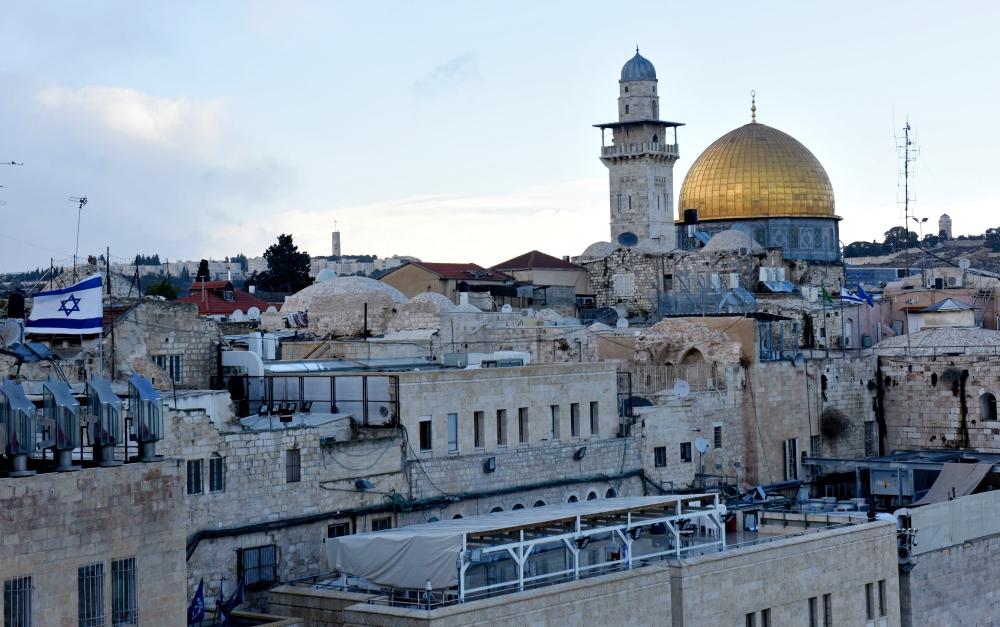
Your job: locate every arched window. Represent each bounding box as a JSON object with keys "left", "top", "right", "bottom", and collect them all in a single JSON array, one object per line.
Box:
[
  {"left": 453, "top": 514, "right": 463, "bottom": 519},
  {"left": 982, "top": 393, "right": 997, "bottom": 421},
  {"left": 681, "top": 348, "right": 705, "bottom": 365},
  {"left": 512, "top": 503, "right": 525, "bottom": 510},
  {"left": 652, "top": 134, "right": 658, "bottom": 143},
  {"left": 533, "top": 500, "right": 546, "bottom": 507},
  {"left": 587, "top": 491, "right": 598, "bottom": 500},
  {"left": 628, "top": 196, "right": 632, "bottom": 210},
  {"left": 490, "top": 507, "right": 503, "bottom": 513},
  {"left": 606, "top": 488, "right": 616, "bottom": 498},
  {"left": 428, "top": 517, "right": 439, "bottom": 523},
  {"left": 567, "top": 495, "right": 578, "bottom": 503}
]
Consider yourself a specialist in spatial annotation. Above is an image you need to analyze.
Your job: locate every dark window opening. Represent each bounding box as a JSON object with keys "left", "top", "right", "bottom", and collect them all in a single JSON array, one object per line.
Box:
[
  {"left": 680, "top": 442, "right": 692, "bottom": 463},
  {"left": 286, "top": 448, "right": 301, "bottom": 483},
  {"left": 328, "top": 522, "right": 351, "bottom": 538},
  {"left": 654, "top": 446, "right": 666, "bottom": 467},
  {"left": 713, "top": 426, "right": 722, "bottom": 449},
  {"left": 186, "top": 459, "right": 203, "bottom": 495},
  {"left": 209, "top": 455, "right": 225, "bottom": 493},
  {"left": 419, "top": 418, "right": 432, "bottom": 451},
  {"left": 238, "top": 545, "right": 278, "bottom": 589},
  {"left": 372, "top": 517, "right": 392, "bottom": 531}
]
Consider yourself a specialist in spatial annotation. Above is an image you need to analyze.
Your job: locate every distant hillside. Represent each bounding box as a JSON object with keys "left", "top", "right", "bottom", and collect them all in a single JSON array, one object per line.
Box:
[{"left": 845, "top": 238, "right": 1000, "bottom": 273}]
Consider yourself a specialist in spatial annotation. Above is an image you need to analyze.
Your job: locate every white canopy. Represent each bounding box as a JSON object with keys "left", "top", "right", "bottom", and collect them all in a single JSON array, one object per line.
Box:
[{"left": 326, "top": 495, "right": 715, "bottom": 590}]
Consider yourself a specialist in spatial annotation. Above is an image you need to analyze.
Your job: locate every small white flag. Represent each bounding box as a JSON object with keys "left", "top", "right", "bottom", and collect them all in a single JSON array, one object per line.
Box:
[{"left": 26, "top": 274, "right": 103, "bottom": 335}]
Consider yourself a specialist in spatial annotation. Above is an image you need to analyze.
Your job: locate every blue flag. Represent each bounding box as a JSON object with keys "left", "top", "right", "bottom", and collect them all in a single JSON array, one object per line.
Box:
[
  {"left": 215, "top": 584, "right": 225, "bottom": 614},
  {"left": 186, "top": 579, "right": 205, "bottom": 625},
  {"left": 25, "top": 274, "right": 104, "bottom": 335},
  {"left": 220, "top": 578, "right": 245, "bottom": 627},
  {"left": 857, "top": 284, "right": 875, "bottom": 307}
]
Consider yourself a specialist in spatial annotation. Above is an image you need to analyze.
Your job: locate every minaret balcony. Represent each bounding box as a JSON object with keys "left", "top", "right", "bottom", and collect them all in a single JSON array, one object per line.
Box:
[{"left": 601, "top": 142, "right": 678, "bottom": 158}]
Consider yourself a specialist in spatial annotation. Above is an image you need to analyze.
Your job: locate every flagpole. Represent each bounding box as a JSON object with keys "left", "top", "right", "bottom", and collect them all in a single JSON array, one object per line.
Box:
[{"left": 840, "top": 283, "right": 845, "bottom": 359}]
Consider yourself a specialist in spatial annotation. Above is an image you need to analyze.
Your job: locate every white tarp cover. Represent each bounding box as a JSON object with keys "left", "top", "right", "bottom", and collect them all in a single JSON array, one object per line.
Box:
[
  {"left": 326, "top": 496, "right": 698, "bottom": 589},
  {"left": 911, "top": 462, "right": 992, "bottom": 506}
]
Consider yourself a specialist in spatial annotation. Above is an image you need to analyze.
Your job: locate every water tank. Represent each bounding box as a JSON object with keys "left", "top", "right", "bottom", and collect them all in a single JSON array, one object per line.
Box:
[
  {"left": 861, "top": 332, "right": 873, "bottom": 347},
  {"left": 683, "top": 209, "right": 699, "bottom": 224},
  {"left": 7, "top": 290, "right": 25, "bottom": 319}
]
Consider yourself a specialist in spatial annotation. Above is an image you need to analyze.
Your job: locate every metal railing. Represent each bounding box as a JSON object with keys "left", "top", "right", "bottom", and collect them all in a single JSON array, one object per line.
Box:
[
  {"left": 626, "top": 364, "right": 726, "bottom": 396},
  {"left": 601, "top": 142, "right": 679, "bottom": 157}
]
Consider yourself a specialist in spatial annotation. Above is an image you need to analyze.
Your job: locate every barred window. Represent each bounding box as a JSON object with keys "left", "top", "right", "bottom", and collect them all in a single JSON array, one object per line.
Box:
[
  {"left": 169, "top": 355, "right": 182, "bottom": 384},
  {"left": 372, "top": 517, "right": 392, "bottom": 531},
  {"left": 78, "top": 563, "right": 106, "bottom": 627},
  {"left": 209, "top": 455, "right": 225, "bottom": 493},
  {"left": 237, "top": 545, "right": 278, "bottom": 589},
  {"left": 111, "top": 558, "right": 138, "bottom": 627},
  {"left": 327, "top": 523, "right": 350, "bottom": 538},
  {"left": 713, "top": 426, "right": 722, "bottom": 449},
  {"left": 286, "top": 449, "right": 300, "bottom": 483},
  {"left": 186, "top": 459, "right": 203, "bottom": 495},
  {"left": 4, "top": 576, "right": 33, "bottom": 627},
  {"left": 654, "top": 446, "right": 666, "bottom": 467},
  {"left": 570, "top": 403, "right": 580, "bottom": 438}
]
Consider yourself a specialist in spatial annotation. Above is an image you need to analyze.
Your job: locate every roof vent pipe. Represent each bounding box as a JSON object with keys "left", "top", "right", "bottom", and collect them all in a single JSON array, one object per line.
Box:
[
  {"left": 129, "top": 372, "right": 163, "bottom": 461},
  {"left": 42, "top": 375, "right": 81, "bottom": 472},
  {"left": 0, "top": 377, "right": 38, "bottom": 476}
]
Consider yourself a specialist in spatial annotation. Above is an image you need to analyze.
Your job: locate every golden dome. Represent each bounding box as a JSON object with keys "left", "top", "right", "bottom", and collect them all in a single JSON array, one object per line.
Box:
[{"left": 677, "top": 123, "right": 836, "bottom": 222}]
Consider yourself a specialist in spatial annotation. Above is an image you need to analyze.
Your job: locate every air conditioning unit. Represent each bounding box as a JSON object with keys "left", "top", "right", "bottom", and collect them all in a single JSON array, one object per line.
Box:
[
  {"left": 947, "top": 276, "right": 960, "bottom": 287},
  {"left": 737, "top": 246, "right": 749, "bottom": 256},
  {"left": 521, "top": 308, "right": 535, "bottom": 317}
]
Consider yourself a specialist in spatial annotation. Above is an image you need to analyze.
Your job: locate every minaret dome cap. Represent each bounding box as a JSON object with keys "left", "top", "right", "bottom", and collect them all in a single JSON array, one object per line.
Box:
[{"left": 620, "top": 48, "right": 656, "bottom": 82}]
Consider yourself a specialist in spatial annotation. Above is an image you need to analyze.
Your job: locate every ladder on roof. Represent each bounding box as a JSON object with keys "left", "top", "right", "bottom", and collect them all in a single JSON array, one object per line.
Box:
[{"left": 973, "top": 286, "right": 994, "bottom": 327}]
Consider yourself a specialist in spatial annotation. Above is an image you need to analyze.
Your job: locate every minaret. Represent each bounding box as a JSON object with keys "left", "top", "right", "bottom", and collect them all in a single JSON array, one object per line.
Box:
[{"left": 595, "top": 48, "right": 683, "bottom": 246}]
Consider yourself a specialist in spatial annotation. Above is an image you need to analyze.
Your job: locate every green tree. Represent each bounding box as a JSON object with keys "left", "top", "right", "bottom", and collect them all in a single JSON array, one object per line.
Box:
[
  {"left": 985, "top": 227, "right": 1000, "bottom": 253},
  {"left": 195, "top": 259, "right": 211, "bottom": 283},
  {"left": 921, "top": 233, "right": 941, "bottom": 247},
  {"left": 145, "top": 280, "right": 180, "bottom": 299},
  {"left": 227, "top": 253, "right": 248, "bottom": 271},
  {"left": 883, "top": 226, "right": 918, "bottom": 252},
  {"left": 843, "top": 240, "right": 888, "bottom": 258},
  {"left": 260, "top": 234, "right": 312, "bottom": 292}
]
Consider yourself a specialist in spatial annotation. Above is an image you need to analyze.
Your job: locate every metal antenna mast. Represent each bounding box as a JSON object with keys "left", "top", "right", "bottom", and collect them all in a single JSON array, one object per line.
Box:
[
  {"left": 70, "top": 196, "right": 88, "bottom": 278},
  {"left": 896, "top": 122, "right": 919, "bottom": 275}
]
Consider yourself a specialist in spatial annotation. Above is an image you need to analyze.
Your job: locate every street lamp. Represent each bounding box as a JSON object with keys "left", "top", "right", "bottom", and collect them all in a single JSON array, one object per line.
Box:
[{"left": 911, "top": 216, "right": 928, "bottom": 241}]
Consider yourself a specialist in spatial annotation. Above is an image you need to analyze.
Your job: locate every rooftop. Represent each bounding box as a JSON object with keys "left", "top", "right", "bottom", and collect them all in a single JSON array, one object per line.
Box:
[
  {"left": 492, "top": 250, "right": 582, "bottom": 271},
  {"left": 401, "top": 262, "right": 512, "bottom": 281},
  {"left": 177, "top": 281, "right": 269, "bottom": 316}
]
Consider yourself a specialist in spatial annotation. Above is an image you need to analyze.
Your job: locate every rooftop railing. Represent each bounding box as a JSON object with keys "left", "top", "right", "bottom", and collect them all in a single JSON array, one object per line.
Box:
[{"left": 601, "top": 142, "right": 678, "bottom": 157}]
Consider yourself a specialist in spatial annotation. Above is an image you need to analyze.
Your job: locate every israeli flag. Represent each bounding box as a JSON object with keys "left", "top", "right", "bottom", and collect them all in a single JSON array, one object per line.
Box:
[
  {"left": 839, "top": 286, "right": 865, "bottom": 305},
  {"left": 25, "top": 274, "right": 103, "bottom": 335}
]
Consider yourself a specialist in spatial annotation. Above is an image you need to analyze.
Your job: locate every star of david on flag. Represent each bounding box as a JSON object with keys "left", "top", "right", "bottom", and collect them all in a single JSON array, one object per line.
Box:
[{"left": 26, "top": 274, "right": 103, "bottom": 335}]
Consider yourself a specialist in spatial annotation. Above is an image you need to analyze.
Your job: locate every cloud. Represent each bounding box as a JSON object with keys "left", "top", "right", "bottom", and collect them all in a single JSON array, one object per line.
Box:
[
  {"left": 412, "top": 54, "right": 479, "bottom": 98},
  {"left": 35, "top": 85, "right": 227, "bottom": 148}
]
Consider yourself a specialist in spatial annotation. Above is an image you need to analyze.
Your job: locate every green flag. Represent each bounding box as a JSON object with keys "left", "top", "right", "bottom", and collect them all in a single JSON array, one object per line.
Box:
[{"left": 821, "top": 284, "right": 833, "bottom": 304}]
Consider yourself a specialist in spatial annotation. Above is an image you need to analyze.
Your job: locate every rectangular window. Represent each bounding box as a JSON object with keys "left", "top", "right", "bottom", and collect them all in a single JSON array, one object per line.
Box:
[
  {"left": 811, "top": 434, "right": 821, "bottom": 458},
  {"left": 496, "top": 410, "right": 507, "bottom": 446},
  {"left": 784, "top": 438, "right": 799, "bottom": 480},
  {"left": 169, "top": 355, "right": 182, "bottom": 384},
  {"left": 590, "top": 402, "right": 599, "bottom": 436},
  {"left": 663, "top": 273, "right": 673, "bottom": 291},
  {"left": 151, "top": 355, "right": 166, "bottom": 372},
  {"left": 518, "top": 408, "right": 528, "bottom": 443},
  {"left": 78, "top": 563, "right": 106, "bottom": 627},
  {"left": 713, "top": 425, "right": 722, "bottom": 449},
  {"left": 419, "top": 416, "right": 432, "bottom": 451},
  {"left": 808, "top": 597, "right": 817, "bottom": 627},
  {"left": 372, "top": 517, "right": 392, "bottom": 531},
  {"left": 447, "top": 413, "right": 458, "bottom": 452},
  {"left": 878, "top": 580, "right": 887, "bottom": 617},
  {"left": 209, "top": 456, "right": 225, "bottom": 493},
  {"left": 570, "top": 403, "right": 580, "bottom": 438},
  {"left": 680, "top": 442, "right": 692, "bottom": 463},
  {"left": 550, "top": 405, "right": 560, "bottom": 441},
  {"left": 745, "top": 613, "right": 755, "bottom": 627},
  {"left": 286, "top": 448, "right": 301, "bottom": 483},
  {"left": 866, "top": 582, "right": 874, "bottom": 619},
  {"left": 111, "top": 557, "right": 138, "bottom": 627},
  {"left": 823, "top": 593, "right": 832, "bottom": 627},
  {"left": 237, "top": 545, "right": 278, "bottom": 589},
  {"left": 4, "top": 576, "right": 33, "bottom": 627},
  {"left": 761, "top": 608, "right": 771, "bottom": 627},
  {"left": 654, "top": 446, "right": 666, "bottom": 467},
  {"left": 613, "top": 274, "right": 635, "bottom": 297},
  {"left": 186, "top": 459, "right": 203, "bottom": 495},
  {"left": 328, "top": 522, "right": 351, "bottom": 538},
  {"left": 473, "top": 411, "right": 485, "bottom": 449}
]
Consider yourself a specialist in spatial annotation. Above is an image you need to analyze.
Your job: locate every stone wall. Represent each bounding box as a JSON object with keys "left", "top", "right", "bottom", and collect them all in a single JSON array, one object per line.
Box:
[
  {"left": 901, "top": 536, "right": 1000, "bottom": 627},
  {"left": 0, "top": 461, "right": 187, "bottom": 627}
]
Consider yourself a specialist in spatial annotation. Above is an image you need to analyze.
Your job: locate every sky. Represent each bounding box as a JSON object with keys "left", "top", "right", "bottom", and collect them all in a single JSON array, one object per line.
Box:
[{"left": 1, "top": 0, "right": 998, "bottom": 272}]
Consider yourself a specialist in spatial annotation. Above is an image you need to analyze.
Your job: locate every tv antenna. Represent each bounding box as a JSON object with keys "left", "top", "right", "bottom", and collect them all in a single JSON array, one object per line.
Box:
[
  {"left": 895, "top": 121, "right": 919, "bottom": 275},
  {"left": 70, "top": 196, "right": 88, "bottom": 277},
  {"left": 1, "top": 161, "right": 23, "bottom": 166}
]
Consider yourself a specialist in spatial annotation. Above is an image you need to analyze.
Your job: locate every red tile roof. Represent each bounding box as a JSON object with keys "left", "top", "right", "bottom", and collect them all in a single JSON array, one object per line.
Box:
[
  {"left": 177, "top": 282, "right": 270, "bottom": 316},
  {"left": 492, "top": 250, "right": 583, "bottom": 271},
  {"left": 410, "top": 262, "right": 512, "bottom": 281}
]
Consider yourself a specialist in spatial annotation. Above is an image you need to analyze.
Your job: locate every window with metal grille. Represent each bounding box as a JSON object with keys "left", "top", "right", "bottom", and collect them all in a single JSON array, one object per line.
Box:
[
  {"left": 418, "top": 416, "right": 432, "bottom": 451},
  {"left": 811, "top": 434, "right": 821, "bottom": 458},
  {"left": 209, "top": 455, "right": 225, "bottom": 493},
  {"left": 589, "top": 402, "right": 599, "bottom": 436},
  {"left": 286, "top": 449, "right": 300, "bottom": 483},
  {"left": 447, "top": 413, "right": 458, "bottom": 452},
  {"left": 111, "top": 558, "right": 138, "bottom": 627},
  {"left": 570, "top": 403, "right": 580, "bottom": 438},
  {"left": 4, "top": 576, "right": 33, "bottom": 627},
  {"left": 372, "top": 517, "right": 392, "bottom": 531},
  {"left": 496, "top": 410, "right": 507, "bottom": 446},
  {"left": 473, "top": 411, "right": 484, "bottom": 448},
  {"left": 78, "top": 563, "right": 106, "bottom": 627},
  {"left": 680, "top": 442, "right": 692, "bottom": 463},
  {"left": 864, "top": 422, "right": 878, "bottom": 457},
  {"left": 713, "top": 426, "right": 722, "bottom": 449},
  {"left": 168, "top": 355, "right": 182, "bottom": 384},
  {"left": 237, "top": 545, "right": 278, "bottom": 589},
  {"left": 784, "top": 438, "right": 799, "bottom": 480},
  {"left": 186, "top": 459, "right": 203, "bottom": 495},
  {"left": 327, "top": 522, "right": 350, "bottom": 538},
  {"left": 654, "top": 446, "right": 666, "bottom": 467},
  {"left": 151, "top": 355, "right": 166, "bottom": 373}
]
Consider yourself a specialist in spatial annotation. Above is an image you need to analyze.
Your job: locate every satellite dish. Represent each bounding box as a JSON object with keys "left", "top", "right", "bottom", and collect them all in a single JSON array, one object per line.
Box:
[
  {"left": 616, "top": 318, "right": 629, "bottom": 328},
  {"left": 673, "top": 380, "right": 690, "bottom": 398},
  {"left": 501, "top": 304, "right": 513, "bottom": 313},
  {"left": 593, "top": 307, "right": 618, "bottom": 326},
  {"left": 247, "top": 306, "right": 261, "bottom": 320},
  {"left": 379, "top": 405, "right": 389, "bottom": 417},
  {"left": 791, "top": 352, "right": 805, "bottom": 367},
  {"left": 959, "top": 258, "right": 971, "bottom": 270},
  {"left": 617, "top": 232, "right": 639, "bottom": 247},
  {"left": 694, "top": 437, "right": 711, "bottom": 454},
  {"left": 266, "top": 306, "right": 278, "bottom": 313},
  {"left": 231, "top": 309, "right": 244, "bottom": 322}
]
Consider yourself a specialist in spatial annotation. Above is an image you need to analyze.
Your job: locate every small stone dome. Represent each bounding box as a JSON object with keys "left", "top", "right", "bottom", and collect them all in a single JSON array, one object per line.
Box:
[
  {"left": 409, "top": 291, "right": 460, "bottom": 313},
  {"left": 316, "top": 268, "right": 338, "bottom": 281},
  {"left": 701, "top": 229, "right": 763, "bottom": 253},
  {"left": 281, "top": 276, "right": 407, "bottom": 313},
  {"left": 875, "top": 326, "right": 1000, "bottom": 356},
  {"left": 621, "top": 50, "right": 656, "bottom": 81},
  {"left": 579, "top": 241, "right": 617, "bottom": 261}
]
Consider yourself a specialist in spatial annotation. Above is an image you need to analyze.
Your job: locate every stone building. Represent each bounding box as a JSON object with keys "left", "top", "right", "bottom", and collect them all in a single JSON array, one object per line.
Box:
[
  {"left": 938, "top": 213, "right": 952, "bottom": 239},
  {"left": 0, "top": 460, "right": 187, "bottom": 627},
  {"left": 378, "top": 262, "right": 512, "bottom": 305}
]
